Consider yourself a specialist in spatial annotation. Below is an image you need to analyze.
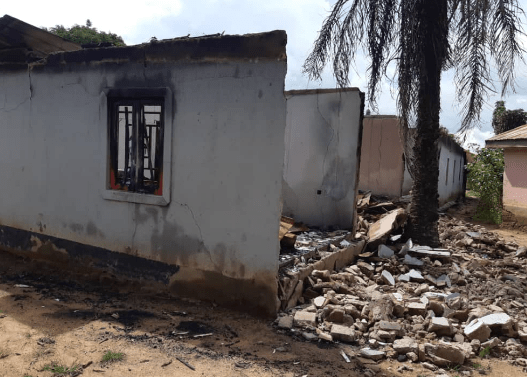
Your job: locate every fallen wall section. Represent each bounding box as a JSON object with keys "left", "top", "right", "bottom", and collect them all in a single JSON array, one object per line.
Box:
[{"left": 282, "top": 88, "right": 364, "bottom": 230}]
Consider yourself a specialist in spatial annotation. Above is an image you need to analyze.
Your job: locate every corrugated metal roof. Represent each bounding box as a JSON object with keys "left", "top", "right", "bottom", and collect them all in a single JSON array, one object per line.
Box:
[
  {"left": 487, "top": 124, "right": 527, "bottom": 141},
  {"left": 0, "top": 14, "right": 81, "bottom": 62}
]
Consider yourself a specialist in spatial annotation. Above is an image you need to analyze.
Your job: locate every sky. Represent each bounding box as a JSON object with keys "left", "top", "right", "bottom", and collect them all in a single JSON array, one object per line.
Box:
[{"left": 5, "top": 0, "right": 527, "bottom": 149}]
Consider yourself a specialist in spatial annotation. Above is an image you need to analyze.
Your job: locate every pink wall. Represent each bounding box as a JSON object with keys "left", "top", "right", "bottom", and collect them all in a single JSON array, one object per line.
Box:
[
  {"left": 503, "top": 148, "right": 527, "bottom": 223},
  {"left": 358, "top": 116, "right": 405, "bottom": 197}
]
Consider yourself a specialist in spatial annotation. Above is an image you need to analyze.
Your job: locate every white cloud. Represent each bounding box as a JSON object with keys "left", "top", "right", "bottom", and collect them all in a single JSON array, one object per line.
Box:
[{"left": 459, "top": 128, "right": 495, "bottom": 151}]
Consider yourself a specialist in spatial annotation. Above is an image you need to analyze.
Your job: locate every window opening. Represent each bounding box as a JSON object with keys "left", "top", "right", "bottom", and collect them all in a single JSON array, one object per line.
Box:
[
  {"left": 445, "top": 158, "right": 450, "bottom": 185},
  {"left": 109, "top": 99, "right": 164, "bottom": 195}
]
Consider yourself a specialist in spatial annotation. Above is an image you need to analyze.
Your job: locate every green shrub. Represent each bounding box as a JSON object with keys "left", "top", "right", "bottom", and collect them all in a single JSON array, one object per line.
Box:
[{"left": 467, "top": 147, "right": 504, "bottom": 224}]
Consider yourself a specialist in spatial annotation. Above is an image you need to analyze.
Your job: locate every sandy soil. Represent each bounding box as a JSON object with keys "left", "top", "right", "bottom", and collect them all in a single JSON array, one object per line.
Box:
[
  {"left": 0, "top": 196, "right": 526, "bottom": 377},
  {"left": 0, "top": 252, "right": 369, "bottom": 377}
]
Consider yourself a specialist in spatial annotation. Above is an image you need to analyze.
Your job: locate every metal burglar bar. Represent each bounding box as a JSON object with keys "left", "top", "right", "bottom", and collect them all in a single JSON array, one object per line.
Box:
[{"left": 109, "top": 99, "right": 164, "bottom": 195}]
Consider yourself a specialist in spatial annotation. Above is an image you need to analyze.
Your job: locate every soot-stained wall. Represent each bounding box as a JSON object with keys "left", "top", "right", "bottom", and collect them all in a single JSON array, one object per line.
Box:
[{"left": 0, "top": 31, "right": 287, "bottom": 315}]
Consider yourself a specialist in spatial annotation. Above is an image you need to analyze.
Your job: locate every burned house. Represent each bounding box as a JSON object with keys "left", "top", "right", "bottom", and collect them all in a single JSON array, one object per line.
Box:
[
  {"left": 486, "top": 124, "right": 527, "bottom": 224},
  {"left": 0, "top": 15, "right": 287, "bottom": 315},
  {"left": 359, "top": 115, "right": 466, "bottom": 204}
]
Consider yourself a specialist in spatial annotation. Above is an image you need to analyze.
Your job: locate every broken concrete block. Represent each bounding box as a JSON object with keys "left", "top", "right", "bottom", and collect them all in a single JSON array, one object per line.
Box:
[
  {"left": 425, "top": 343, "right": 465, "bottom": 366},
  {"left": 378, "top": 244, "right": 394, "bottom": 258},
  {"left": 398, "top": 273, "right": 411, "bottom": 282},
  {"left": 481, "top": 337, "right": 502, "bottom": 349},
  {"left": 407, "top": 302, "right": 427, "bottom": 316},
  {"left": 408, "top": 269, "right": 424, "bottom": 282},
  {"left": 406, "top": 352, "right": 418, "bottom": 362},
  {"left": 414, "top": 283, "right": 429, "bottom": 295},
  {"left": 377, "top": 330, "right": 396, "bottom": 342},
  {"left": 327, "top": 308, "right": 345, "bottom": 323},
  {"left": 428, "top": 301, "right": 445, "bottom": 317},
  {"left": 381, "top": 270, "right": 395, "bottom": 286},
  {"left": 399, "top": 238, "right": 413, "bottom": 256},
  {"left": 464, "top": 319, "right": 491, "bottom": 342},
  {"left": 293, "top": 310, "right": 317, "bottom": 327},
  {"left": 436, "top": 274, "right": 451, "bottom": 288},
  {"left": 466, "top": 231, "right": 482, "bottom": 239},
  {"left": 360, "top": 348, "right": 386, "bottom": 361},
  {"left": 409, "top": 247, "right": 451, "bottom": 260},
  {"left": 516, "top": 246, "right": 527, "bottom": 257},
  {"left": 357, "top": 261, "right": 374, "bottom": 276},
  {"left": 330, "top": 324, "right": 356, "bottom": 343},
  {"left": 379, "top": 321, "right": 403, "bottom": 334},
  {"left": 277, "top": 315, "right": 293, "bottom": 329},
  {"left": 367, "top": 208, "right": 407, "bottom": 247},
  {"left": 421, "top": 362, "right": 437, "bottom": 371},
  {"left": 393, "top": 338, "right": 418, "bottom": 354},
  {"left": 369, "top": 297, "right": 394, "bottom": 322},
  {"left": 404, "top": 254, "right": 424, "bottom": 267},
  {"left": 479, "top": 313, "right": 515, "bottom": 337},
  {"left": 313, "top": 296, "right": 328, "bottom": 309},
  {"left": 428, "top": 317, "right": 453, "bottom": 336},
  {"left": 317, "top": 331, "right": 333, "bottom": 342}
]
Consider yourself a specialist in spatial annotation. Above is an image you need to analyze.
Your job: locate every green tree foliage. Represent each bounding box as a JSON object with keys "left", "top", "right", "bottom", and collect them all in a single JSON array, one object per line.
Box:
[
  {"left": 467, "top": 147, "right": 504, "bottom": 224},
  {"left": 491, "top": 100, "right": 527, "bottom": 135},
  {"left": 44, "top": 20, "right": 125, "bottom": 47}
]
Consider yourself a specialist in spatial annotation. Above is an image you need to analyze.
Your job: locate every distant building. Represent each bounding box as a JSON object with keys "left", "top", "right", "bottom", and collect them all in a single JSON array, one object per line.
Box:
[
  {"left": 359, "top": 115, "right": 466, "bottom": 204},
  {"left": 486, "top": 124, "right": 527, "bottom": 224}
]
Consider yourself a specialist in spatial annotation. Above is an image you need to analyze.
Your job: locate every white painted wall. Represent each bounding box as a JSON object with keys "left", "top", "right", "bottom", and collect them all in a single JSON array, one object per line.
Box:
[
  {"left": 437, "top": 137, "right": 465, "bottom": 204},
  {"left": 399, "top": 135, "right": 465, "bottom": 205},
  {"left": 282, "top": 89, "right": 363, "bottom": 229},
  {"left": 0, "top": 34, "right": 287, "bottom": 313}
]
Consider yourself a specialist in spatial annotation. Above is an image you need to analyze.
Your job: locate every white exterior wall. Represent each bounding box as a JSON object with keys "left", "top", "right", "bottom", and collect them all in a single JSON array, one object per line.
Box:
[
  {"left": 0, "top": 34, "right": 287, "bottom": 314},
  {"left": 437, "top": 138, "right": 465, "bottom": 204},
  {"left": 282, "top": 89, "right": 363, "bottom": 229}
]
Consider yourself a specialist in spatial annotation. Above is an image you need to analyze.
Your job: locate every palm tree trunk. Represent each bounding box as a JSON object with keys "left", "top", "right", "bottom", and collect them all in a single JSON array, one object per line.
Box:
[{"left": 405, "top": 0, "right": 448, "bottom": 247}]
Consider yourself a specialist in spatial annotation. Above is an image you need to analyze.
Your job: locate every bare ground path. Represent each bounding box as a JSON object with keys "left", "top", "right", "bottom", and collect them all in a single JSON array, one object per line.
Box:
[{"left": 0, "top": 251, "right": 365, "bottom": 377}]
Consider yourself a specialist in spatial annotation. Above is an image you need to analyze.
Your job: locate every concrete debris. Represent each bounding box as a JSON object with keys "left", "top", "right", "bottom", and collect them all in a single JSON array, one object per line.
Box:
[
  {"left": 360, "top": 348, "right": 386, "bottom": 361},
  {"left": 277, "top": 315, "right": 294, "bottom": 329},
  {"left": 378, "top": 244, "right": 395, "bottom": 258},
  {"left": 464, "top": 319, "right": 491, "bottom": 342},
  {"left": 381, "top": 270, "right": 395, "bottom": 286},
  {"left": 330, "top": 324, "right": 356, "bottom": 342},
  {"left": 276, "top": 199, "right": 527, "bottom": 370},
  {"left": 293, "top": 311, "right": 316, "bottom": 328}
]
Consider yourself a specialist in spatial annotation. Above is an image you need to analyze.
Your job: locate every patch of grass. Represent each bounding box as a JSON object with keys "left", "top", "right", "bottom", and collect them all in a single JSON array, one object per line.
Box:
[
  {"left": 466, "top": 190, "right": 480, "bottom": 198},
  {"left": 473, "top": 362, "right": 483, "bottom": 369},
  {"left": 41, "top": 362, "right": 79, "bottom": 375},
  {"left": 102, "top": 351, "right": 124, "bottom": 363},
  {"left": 448, "top": 364, "right": 461, "bottom": 372},
  {"left": 479, "top": 346, "right": 491, "bottom": 358}
]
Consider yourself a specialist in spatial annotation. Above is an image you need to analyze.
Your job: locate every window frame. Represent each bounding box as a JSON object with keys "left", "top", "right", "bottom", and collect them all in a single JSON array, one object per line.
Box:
[{"left": 101, "top": 88, "right": 172, "bottom": 206}]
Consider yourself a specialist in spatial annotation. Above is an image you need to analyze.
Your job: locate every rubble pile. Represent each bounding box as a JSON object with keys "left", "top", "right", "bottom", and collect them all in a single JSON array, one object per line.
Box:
[{"left": 276, "top": 199, "right": 527, "bottom": 371}]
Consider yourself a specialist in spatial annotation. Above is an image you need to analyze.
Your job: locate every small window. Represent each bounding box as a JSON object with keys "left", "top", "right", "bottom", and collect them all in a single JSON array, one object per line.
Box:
[
  {"left": 453, "top": 160, "right": 456, "bottom": 184},
  {"left": 108, "top": 99, "right": 164, "bottom": 195},
  {"left": 102, "top": 88, "right": 171, "bottom": 206},
  {"left": 445, "top": 158, "right": 450, "bottom": 185}
]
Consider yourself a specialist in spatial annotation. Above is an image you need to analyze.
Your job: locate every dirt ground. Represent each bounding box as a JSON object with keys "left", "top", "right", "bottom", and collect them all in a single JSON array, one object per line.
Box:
[{"left": 0, "top": 196, "right": 526, "bottom": 377}]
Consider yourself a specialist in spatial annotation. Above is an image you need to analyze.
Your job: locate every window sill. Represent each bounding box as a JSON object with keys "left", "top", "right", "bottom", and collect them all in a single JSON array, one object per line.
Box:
[{"left": 102, "top": 189, "right": 170, "bottom": 206}]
